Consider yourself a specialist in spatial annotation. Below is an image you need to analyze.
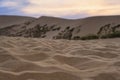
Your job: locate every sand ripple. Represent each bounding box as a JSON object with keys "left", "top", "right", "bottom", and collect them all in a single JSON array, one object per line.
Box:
[{"left": 0, "top": 37, "right": 120, "bottom": 80}]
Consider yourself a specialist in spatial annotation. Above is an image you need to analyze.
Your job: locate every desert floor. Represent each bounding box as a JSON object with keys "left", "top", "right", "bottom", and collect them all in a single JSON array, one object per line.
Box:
[{"left": 0, "top": 36, "right": 120, "bottom": 80}]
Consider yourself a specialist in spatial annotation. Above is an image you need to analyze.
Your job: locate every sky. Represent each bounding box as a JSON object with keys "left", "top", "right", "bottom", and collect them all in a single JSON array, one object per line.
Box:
[{"left": 0, "top": 0, "right": 120, "bottom": 19}]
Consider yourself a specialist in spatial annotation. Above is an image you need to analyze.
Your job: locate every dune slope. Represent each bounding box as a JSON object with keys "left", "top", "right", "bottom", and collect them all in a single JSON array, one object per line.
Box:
[
  {"left": 0, "top": 15, "right": 120, "bottom": 39},
  {"left": 0, "top": 15, "right": 35, "bottom": 28}
]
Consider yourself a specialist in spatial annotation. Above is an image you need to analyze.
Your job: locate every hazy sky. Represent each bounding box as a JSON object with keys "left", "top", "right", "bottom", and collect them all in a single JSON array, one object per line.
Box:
[{"left": 0, "top": 0, "right": 120, "bottom": 19}]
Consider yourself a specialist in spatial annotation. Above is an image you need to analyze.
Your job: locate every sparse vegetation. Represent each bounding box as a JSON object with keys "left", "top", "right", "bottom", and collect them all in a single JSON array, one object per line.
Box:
[
  {"left": 80, "top": 34, "right": 99, "bottom": 40},
  {"left": 96, "top": 24, "right": 120, "bottom": 39},
  {"left": 73, "top": 36, "right": 81, "bottom": 40},
  {"left": 101, "top": 31, "right": 120, "bottom": 39}
]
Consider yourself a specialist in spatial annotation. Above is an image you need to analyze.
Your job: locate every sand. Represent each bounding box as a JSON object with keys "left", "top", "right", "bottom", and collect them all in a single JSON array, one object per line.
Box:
[
  {"left": 1, "top": 15, "right": 120, "bottom": 38},
  {"left": 0, "top": 15, "right": 35, "bottom": 28},
  {"left": 0, "top": 36, "right": 120, "bottom": 80}
]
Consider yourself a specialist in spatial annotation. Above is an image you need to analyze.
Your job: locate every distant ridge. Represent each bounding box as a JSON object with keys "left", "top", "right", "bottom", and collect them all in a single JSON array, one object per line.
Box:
[
  {"left": 39, "top": 15, "right": 120, "bottom": 20},
  {"left": 39, "top": 16, "right": 74, "bottom": 20}
]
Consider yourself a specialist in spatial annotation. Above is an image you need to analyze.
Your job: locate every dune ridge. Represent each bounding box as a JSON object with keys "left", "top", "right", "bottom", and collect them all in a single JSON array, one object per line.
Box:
[{"left": 0, "top": 15, "right": 35, "bottom": 29}]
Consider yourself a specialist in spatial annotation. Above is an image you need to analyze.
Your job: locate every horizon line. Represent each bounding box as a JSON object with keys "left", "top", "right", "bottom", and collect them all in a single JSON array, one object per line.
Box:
[{"left": 0, "top": 14, "right": 120, "bottom": 20}]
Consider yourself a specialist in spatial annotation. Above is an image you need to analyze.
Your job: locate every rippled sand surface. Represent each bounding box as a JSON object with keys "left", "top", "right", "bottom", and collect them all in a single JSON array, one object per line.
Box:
[{"left": 0, "top": 37, "right": 120, "bottom": 80}]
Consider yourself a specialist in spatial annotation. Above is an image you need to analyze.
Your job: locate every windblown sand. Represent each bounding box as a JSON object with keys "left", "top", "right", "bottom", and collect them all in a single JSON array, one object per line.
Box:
[{"left": 0, "top": 37, "right": 120, "bottom": 80}]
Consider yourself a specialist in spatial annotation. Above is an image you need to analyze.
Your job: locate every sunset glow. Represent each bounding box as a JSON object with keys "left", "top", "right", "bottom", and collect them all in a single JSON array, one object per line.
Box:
[{"left": 0, "top": 0, "right": 120, "bottom": 18}]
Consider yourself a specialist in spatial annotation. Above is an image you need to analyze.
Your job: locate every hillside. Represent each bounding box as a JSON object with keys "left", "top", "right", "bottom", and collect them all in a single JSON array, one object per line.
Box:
[{"left": 0, "top": 15, "right": 120, "bottom": 39}]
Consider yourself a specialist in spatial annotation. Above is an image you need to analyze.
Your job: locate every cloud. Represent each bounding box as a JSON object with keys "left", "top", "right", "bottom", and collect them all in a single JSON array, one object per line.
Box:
[
  {"left": 0, "top": 0, "right": 18, "bottom": 7},
  {"left": 105, "top": 0, "right": 120, "bottom": 5},
  {"left": 0, "top": 0, "right": 120, "bottom": 18},
  {"left": 62, "top": 12, "right": 90, "bottom": 19},
  {"left": 20, "top": 0, "right": 120, "bottom": 18},
  {"left": 21, "top": 0, "right": 103, "bottom": 16},
  {"left": 0, "top": 0, "right": 28, "bottom": 8}
]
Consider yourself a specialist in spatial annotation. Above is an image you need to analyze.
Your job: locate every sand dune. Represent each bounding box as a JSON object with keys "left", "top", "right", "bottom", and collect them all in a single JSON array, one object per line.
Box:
[
  {"left": 0, "top": 15, "right": 35, "bottom": 28},
  {"left": 31, "top": 15, "right": 120, "bottom": 36},
  {"left": 0, "top": 15, "right": 120, "bottom": 39},
  {"left": 0, "top": 36, "right": 120, "bottom": 80}
]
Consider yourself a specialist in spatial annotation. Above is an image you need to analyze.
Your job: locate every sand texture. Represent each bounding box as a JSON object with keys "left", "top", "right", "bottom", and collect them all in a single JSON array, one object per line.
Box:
[{"left": 0, "top": 36, "right": 120, "bottom": 80}]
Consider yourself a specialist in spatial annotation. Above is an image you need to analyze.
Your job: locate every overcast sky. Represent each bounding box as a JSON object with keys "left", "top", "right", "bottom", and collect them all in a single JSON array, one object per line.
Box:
[{"left": 0, "top": 0, "right": 120, "bottom": 19}]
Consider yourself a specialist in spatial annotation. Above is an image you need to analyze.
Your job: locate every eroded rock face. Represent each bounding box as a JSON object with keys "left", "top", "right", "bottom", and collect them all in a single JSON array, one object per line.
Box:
[
  {"left": 0, "top": 23, "right": 120, "bottom": 40},
  {"left": 0, "top": 23, "right": 81, "bottom": 40},
  {"left": 53, "top": 27, "right": 75, "bottom": 40},
  {"left": 97, "top": 24, "right": 120, "bottom": 37},
  {"left": 0, "top": 24, "right": 61, "bottom": 38}
]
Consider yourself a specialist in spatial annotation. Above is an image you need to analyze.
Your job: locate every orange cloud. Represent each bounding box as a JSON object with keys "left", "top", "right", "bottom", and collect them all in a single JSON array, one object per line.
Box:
[{"left": 21, "top": 0, "right": 120, "bottom": 17}]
